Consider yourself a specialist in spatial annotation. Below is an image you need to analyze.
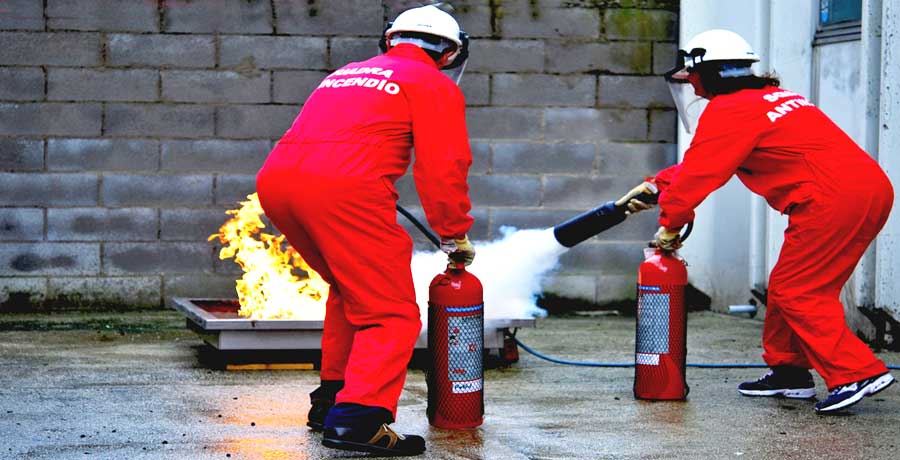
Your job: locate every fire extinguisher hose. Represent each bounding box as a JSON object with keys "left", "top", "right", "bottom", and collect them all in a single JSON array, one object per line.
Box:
[{"left": 511, "top": 334, "right": 900, "bottom": 370}]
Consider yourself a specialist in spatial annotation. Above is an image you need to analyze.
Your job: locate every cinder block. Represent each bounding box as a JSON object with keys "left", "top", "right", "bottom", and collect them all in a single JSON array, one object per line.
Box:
[
  {"left": 545, "top": 41, "right": 651, "bottom": 74},
  {"left": 48, "top": 139, "right": 159, "bottom": 172},
  {"left": 544, "top": 108, "right": 647, "bottom": 142},
  {"left": 542, "top": 175, "right": 635, "bottom": 208},
  {"left": 161, "top": 208, "right": 231, "bottom": 242},
  {"left": 162, "top": 70, "right": 269, "bottom": 104},
  {"left": 330, "top": 37, "right": 379, "bottom": 68},
  {"left": 0, "top": 103, "right": 102, "bottom": 136},
  {"left": 467, "top": 175, "right": 541, "bottom": 206},
  {"left": 499, "top": 1, "right": 600, "bottom": 39},
  {"left": 460, "top": 73, "right": 489, "bottom": 106},
  {"left": 48, "top": 69, "right": 158, "bottom": 102},
  {"left": 0, "top": 242, "right": 100, "bottom": 276},
  {"left": 163, "top": 0, "right": 273, "bottom": 34},
  {"left": 493, "top": 74, "right": 595, "bottom": 107},
  {"left": 1, "top": 138, "right": 43, "bottom": 171},
  {"left": 540, "top": 274, "right": 598, "bottom": 303},
  {"left": 0, "top": 32, "right": 100, "bottom": 66},
  {"left": 273, "top": 71, "right": 329, "bottom": 104},
  {"left": 493, "top": 142, "right": 596, "bottom": 174},
  {"left": 604, "top": 9, "right": 676, "bottom": 41},
  {"left": 220, "top": 36, "right": 328, "bottom": 70},
  {"left": 162, "top": 140, "right": 270, "bottom": 173},
  {"left": 0, "top": 278, "right": 47, "bottom": 308},
  {"left": 470, "top": 142, "right": 490, "bottom": 174},
  {"left": 466, "top": 40, "right": 544, "bottom": 73},
  {"left": 597, "top": 142, "right": 676, "bottom": 175},
  {"left": 105, "top": 103, "right": 214, "bottom": 138},
  {"left": 47, "top": 276, "right": 162, "bottom": 309},
  {"left": 653, "top": 41, "right": 677, "bottom": 75},
  {"left": 598, "top": 75, "right": 673, "bottom": 109},
  {"left": 104, "top": 242, "right": 213, "bottom": 275},
  {"left": 215, "top": 175, "right": 257, "bottom": 207},
  {"left": 438, "top": 3, "right": 492, "bottom": 37},
  {"left": 596, "top": 274, "right": 638, "bottom": 303},
  {"left": 108, "top": 34, "right": 215, "bottom": 68},
  {"left": 273, "top": 0, "right": 381, "bottom": 35},
  {"left": 0, "top": 208, "right": 44, "bottom": 241},
  {"left": 558, "top": 241, "right": 646, "bottom": 274},
  {"left": 47, "top": 0, "right": 158, "bottom": 32},
  {"left": 466, "top": 107, "right": 543, "bottom": 140},
  {"left": 163, "top": 273, "right": 238, "bottom": 303},
  {"left": 47, "top": 208, "right": 158, "bottom": 242},
  {"left": 102, "top": 174, "right": 212, "bottom": 207},
  {"left": 648, "top": 109, "right": 676, "bottom": 142},
  {"left": 0, "top": 0, "right": 44, "bottom": 30},
  {"left": 0, "top": 173, "right": 98, "bottom": 206},
  {"left": 0, "top": 68, "right": 44, "bottom": 101},
  {"left": 216, "top": 105, "right": 298, "bottom": 139}
]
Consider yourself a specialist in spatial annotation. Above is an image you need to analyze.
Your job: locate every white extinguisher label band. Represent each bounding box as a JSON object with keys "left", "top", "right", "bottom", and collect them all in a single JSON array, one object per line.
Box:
[
  {"left": 452, "top": 378, "right": 483, "bottom": 394},
  {"left": 636, "top": 353, "right": 661, "bottom": 366},
  {"left": 447, "top": 306, "right": 483, "bottom": 383}
]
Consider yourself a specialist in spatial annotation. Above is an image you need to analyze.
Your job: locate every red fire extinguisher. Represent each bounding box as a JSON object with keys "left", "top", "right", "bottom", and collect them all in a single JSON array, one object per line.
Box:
[
  {"left": 634, "top": 224, "right": 691, "bottom": 400},
  {"left": 427, "top": 260, "right": 484, "bottom": 429}
]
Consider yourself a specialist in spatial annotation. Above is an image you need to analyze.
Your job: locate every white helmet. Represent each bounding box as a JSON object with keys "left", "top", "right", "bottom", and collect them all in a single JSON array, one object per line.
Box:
[
  {"left": 668, "top": 29, "right": 759, "bottom": 80},
  {"left": 385, "top": 5, "right": 462, "bottom": 47}
]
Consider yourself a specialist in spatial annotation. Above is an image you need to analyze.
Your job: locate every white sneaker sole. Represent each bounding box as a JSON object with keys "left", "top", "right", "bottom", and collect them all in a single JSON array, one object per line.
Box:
[
  {"left": 738, "top": 387, "right": 816, "bottom": 399},
  {"left": 816, "top": 373, "right": 896, "bottom": 413}
]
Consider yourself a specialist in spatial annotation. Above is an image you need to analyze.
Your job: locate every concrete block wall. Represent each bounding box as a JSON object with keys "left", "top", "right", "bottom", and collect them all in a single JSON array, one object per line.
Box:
[{"left": 0, "top": 0, "right": 677, "bottom": 311}]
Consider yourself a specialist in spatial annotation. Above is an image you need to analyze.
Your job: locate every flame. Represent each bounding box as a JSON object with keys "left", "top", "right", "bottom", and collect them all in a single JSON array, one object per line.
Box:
[{"left": 209, "top": 193, "right": 328, "bottom": 320}]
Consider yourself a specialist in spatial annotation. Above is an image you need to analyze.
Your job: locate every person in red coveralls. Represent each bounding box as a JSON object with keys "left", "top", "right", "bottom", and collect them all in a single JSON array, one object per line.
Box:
[
  {"left": 620, "top": 29, "right": 895, "bottom": 414},
  {"left": 255, "top": 5, "right": 475, "bottom": 455}
]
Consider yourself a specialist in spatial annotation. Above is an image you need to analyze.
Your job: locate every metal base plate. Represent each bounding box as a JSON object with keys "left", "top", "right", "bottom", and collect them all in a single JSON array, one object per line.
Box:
[{"left": 172, "top": 298, "right": 536, "bottom": 351}]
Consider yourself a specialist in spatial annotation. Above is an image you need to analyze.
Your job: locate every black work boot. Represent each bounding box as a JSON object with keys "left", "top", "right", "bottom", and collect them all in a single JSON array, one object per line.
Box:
[
  {"left": 321, "top": 403, "right": 426, "bottom": 456},
  {"left": 307, "top": 380, "right": 344, "bottom": 431},
  {"left": 738, "top": 366, "right": 816, "bottom": 399}
]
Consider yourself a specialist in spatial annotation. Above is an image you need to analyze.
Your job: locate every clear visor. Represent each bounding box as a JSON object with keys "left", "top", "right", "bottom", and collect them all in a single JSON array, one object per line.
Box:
[
  {"left": 441, "top": 55, "right": 467, "bottom": 85},
  {"left": 667, "top": 73, "right": 707, "bottom": 134}
]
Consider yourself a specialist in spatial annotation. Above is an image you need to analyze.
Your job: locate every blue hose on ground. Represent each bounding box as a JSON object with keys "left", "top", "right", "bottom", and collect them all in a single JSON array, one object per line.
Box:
[{"left": 512, "top": 336, "right": 900, "bottom": 370}]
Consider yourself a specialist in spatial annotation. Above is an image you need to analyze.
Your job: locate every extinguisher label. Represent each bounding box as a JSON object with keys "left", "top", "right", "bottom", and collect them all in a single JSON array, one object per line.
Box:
[
  {"left": 636, "top": 353, "right": 660, "bottom": 366},
  {"left": 447, "top": 310, "right": 483, "bottom": 384},
  {"left": 637, "top": 291, "right": 670, "bottom": 354}
]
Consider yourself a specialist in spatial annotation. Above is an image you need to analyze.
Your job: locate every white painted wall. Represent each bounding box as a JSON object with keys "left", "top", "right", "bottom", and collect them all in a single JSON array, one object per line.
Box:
[{"left": 876, "top": 0, "right": 900, "bottom": 319}]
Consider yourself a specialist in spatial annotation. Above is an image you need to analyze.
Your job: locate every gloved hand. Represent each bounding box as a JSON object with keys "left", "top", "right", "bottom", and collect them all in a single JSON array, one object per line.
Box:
[
  {"left": 615, "top": 181, "right": 659, "bottom": 215},
  {"left": 440, "top": 234, "right": 476, "bottom": 266},
  {"left": 653, "top": 226, "right": 682, "bottom": 251}
]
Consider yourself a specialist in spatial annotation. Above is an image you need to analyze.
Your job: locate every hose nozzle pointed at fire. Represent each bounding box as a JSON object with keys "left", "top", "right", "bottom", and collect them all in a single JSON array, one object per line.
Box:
[{"left": 551, "top": 190, "right": 659, "bottom": 248}]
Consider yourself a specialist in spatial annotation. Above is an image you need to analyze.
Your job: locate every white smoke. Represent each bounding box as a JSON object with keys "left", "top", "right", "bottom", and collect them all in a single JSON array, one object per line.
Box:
[{"left": 411, "top": 227, "right": 568, "bottom": 321}]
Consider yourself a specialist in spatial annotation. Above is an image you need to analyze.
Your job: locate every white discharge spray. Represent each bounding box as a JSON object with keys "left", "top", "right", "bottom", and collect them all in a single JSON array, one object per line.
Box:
[{"left": 412, "top": 227, "right": 568, "bottom": 322}]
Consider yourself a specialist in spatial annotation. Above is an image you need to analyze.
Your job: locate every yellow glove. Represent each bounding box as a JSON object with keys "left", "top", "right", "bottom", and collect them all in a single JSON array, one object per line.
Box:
[
  {"left": 654, "top": 226, "right": 682, "bottom": 251},
  {"left": 440, "top": 234, "right": 476, "bottom": 266},
  {"left": 615, "top": 181, "right": 658, "bottom": 215}
]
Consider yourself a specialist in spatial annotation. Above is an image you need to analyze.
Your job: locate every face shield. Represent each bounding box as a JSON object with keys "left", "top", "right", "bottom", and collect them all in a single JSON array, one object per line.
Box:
[
  {"left": 665, "top": 48, "right": 708, "bottom": 134},
  {"left": 440, "top": 31, "right": 469, "bottom": 85}
]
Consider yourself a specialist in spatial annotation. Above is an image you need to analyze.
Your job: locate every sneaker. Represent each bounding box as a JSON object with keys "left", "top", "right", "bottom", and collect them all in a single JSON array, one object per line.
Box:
[
  {"left": 815, "top": 372, "right": 895, "bottom": 414},
  {"left": 737, "top": 366, "right": 816, "bottom": 399},
  {"left": 322, "top": 423, "right": 426, "bottom": 456}
]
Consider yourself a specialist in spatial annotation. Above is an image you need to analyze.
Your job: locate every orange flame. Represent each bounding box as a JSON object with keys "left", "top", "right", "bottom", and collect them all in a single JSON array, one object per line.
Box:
[{"left": 209, "top": 193, "right": 328, "bottom": 320}]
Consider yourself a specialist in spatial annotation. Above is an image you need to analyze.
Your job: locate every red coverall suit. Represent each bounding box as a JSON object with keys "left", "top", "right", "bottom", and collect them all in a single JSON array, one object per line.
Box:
[
  {"left": 256, "top": 44, "right": 474, "bottom": 415},
  {"left": 654, "top": 86, "right": 893, "bottom": 390}
]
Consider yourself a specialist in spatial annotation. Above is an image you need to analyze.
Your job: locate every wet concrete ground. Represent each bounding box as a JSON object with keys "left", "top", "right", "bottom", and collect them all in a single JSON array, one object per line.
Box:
[{"left": 1, "top": 311, "right": 898, "bottom": 460}]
